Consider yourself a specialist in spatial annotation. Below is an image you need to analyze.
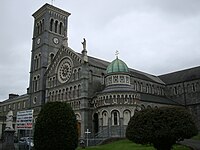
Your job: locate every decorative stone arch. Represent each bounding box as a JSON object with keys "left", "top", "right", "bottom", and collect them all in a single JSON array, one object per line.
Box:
[
  {"left": 111, "top": 109, "right": 120, "bottom": 126},
  {"left": 123, "top": 109, "right": 131, "bottom": 125},
  {"left": 102, "top": 110, "right": 109, "bottom": 126},
  {"left": 147, "top": 105, "right": 152, "bottom": 109}
]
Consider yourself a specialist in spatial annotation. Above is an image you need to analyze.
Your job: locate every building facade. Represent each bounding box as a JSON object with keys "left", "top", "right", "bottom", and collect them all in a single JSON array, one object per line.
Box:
[{"left": 0, "top": 4, "right": 199, "bottom": 140}]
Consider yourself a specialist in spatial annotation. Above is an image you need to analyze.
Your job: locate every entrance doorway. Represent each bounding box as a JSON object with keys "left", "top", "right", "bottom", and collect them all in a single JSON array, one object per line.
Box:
[{"left": 93, "top": 113, "right": 99, "bottom": 134}]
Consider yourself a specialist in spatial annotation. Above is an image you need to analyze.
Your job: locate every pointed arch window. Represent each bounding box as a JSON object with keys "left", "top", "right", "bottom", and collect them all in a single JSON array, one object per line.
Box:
[
  {"left": 112, "top": 110, "right": 119, "bottom": 126},
  {"left": 49, "top": 53, "right": 54, "bottom": 65},
  {"left": 37, "top": 23, "right": 40, "bottom": 35},
  {"left": 33, "top": 76, "right": 37, "bottom": 92},
  {"left": 102, "top": 111, "right": 108, "bottom": 126},
  {"left": 42, "top": 19, "right": 44, "bottom": 31},
  {"left": 123, "top": 110, "right": 131, "bottom": 125},
  {"left": 40, "top": 21, "right": 42, "bottom": 34},
  {"left": 55, "top": 20, "right": 58, "bottom": 33},
  {"left": 59, "top": 22, "right": 63, "bottom": 34},
  {"left": 50, "top": 19, "right": 54, "bottom": 31}
]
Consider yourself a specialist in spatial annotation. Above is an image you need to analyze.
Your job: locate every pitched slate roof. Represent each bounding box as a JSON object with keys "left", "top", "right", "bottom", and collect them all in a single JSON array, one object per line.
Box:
[
  {"left": 79, "top": 53, "right": 165, "bottom": 84},
  {"left": 1, "top": 94, "right": 28, "bottom": 104},
  {"left": 159, "top": 66, "right": 200, "bottom": 85},
  {"left": 140, "top": 93, "right": 181, "bottom": 105}
]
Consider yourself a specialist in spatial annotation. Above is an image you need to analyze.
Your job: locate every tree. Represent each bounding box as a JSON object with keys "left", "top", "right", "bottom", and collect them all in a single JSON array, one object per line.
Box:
[
  {"left": 34, "top": 102, "right": 78, "bottom": 150},
  {"left": 126, "top": 107, "right": 198, "bottom": 150}
]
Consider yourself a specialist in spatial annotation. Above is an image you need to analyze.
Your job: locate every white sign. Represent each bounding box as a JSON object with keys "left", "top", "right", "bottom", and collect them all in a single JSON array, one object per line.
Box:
[{"left": 16, "top": 109, "right": 33, "bottom": 130}]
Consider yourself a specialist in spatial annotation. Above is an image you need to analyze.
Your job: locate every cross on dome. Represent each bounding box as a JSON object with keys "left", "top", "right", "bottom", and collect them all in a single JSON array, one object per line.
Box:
[{"left": 115, "top": 50, "right": 119, "bottom": 58}]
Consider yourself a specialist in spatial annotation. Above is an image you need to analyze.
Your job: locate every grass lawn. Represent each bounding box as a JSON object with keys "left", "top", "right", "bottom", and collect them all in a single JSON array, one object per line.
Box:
[
  {"left": 192, "top": 134, "right": 200, "bottom": 141},
  {"left": 76, "top": 139, "right": 190, "bottom": 150}
]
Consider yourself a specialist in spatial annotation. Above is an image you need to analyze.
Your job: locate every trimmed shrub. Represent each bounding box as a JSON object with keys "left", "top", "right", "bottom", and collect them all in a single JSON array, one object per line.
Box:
[
  {"left": 126, "top": 107, "right": 198, "bottom": 150},
  {"left": 34, "top": 102, "right": 78, "bottom": 150}
]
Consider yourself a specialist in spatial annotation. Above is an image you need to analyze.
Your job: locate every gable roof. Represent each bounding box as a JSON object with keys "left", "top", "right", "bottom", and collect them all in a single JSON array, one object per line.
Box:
[
  {"left": 140, "top": 93, "right": 181, "bottom": 105},
  {"left": 78, "top": 52, "right": 165, "bottom": 84},
  {"left": 159, "top": 66, "right": 200, "bottom": 85}
]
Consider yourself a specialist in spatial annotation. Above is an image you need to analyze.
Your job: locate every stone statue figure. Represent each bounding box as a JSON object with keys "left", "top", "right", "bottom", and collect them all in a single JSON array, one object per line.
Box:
[
  {"left": 5, "top": 110, "right": 14, "bottom": 130},
  {"left": 81, "top": 38, "right": 86, "bottom": 50}
]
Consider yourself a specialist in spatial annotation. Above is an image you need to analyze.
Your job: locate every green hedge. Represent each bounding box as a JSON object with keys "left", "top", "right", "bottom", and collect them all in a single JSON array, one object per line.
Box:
[
  {"left": 34, "top": 102, "right": 78, "bottom": 150},
  {"left": 126, "top": 107, "right": 198, "bottom": 150}
]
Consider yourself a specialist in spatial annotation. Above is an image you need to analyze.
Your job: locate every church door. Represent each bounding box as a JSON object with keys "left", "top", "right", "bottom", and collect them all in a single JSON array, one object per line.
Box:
[
  {"left": 93, "top": 113, "right": 99, "bottom": 134},
  {"left": 77, "top": 122, "right": 81, "bottom": 138}
]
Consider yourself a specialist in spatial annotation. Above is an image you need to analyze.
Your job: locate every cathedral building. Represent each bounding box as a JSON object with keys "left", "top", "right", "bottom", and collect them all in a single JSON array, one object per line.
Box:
[{"left": 0, "top": 3, "right": 199, "bottom": 140}]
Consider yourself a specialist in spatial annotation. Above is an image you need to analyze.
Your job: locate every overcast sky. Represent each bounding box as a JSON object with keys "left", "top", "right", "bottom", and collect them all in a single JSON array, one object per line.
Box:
[{"left": 0, "top": 0, "right": 200, "bottom": 100}]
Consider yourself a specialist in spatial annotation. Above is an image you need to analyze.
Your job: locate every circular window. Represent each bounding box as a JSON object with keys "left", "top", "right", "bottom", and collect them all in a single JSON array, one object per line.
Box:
[{"left": 57, "top": 58, "right": 72, "bottom": 83}]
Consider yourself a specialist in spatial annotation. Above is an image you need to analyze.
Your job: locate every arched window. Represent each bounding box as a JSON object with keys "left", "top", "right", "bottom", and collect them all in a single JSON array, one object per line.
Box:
[
  {"left": 50, "top": 19, "right": 54, "bottom": 31},
  {"left": 42, "top": 19, "right": 44, "bottom": 31},
  {"left": 33, "top": 76, "right": 37, "bottom": 92},
  {"left": 77, "top": 85, "right": 81, "bottom": 98},
  {"left": 33, "top": 97, "right": 37, "bottom": 104},
  {"left": 38, "top": 53, "right": 41, "bottom": 68},
  {"left": 192, "top": 83, "right": 196, "bottom": 92},
  {"left": 36, "top": 23, "right": 39, "bottom": 35},
  {"left": 37, "top": 75, "right": 40, "bottom": 91},
  {"left": 59, "top": 22, "right": 63, "bottom": 34},
  {"left": 49, "top": 92, "right": 51, "bottom": 101},
  {"left": 52, "top": 91, "right": 54, "bottom": 101},
  {"left": 93, "top": 113, "right": 99, "bottom": 134},
  {"left": 40, "top": 21, "right": 42, "bottom": 34},
  {"left": 102, "top": 111, "right": 108, "bottom": 126},
  {"left": 34, "top": 55, "right": 38, "bottom": 70},
  {"left": 174, "top": 86, "right": 178, "bottom": 95},
  {"left": 58, "top": 90, "right": 61, "bottom": 100},
  {"left": 55, "top": 20, "right": 58, "bottom": 33},
  {"left": 112, "top": 110, "right": 119, "bottom": 126},
  {"left": 55, "top": 90, "right": 58, "bottom": 101},
  {"left": 49, "top": 53, "right": 54, "bottom": 64},
  {"left": 37, "top": 23, "right": 40, "bottom": 35},
  {"left": 74, "top": 86, "right": 77, "bottom": 98},
  {"left": 77, "top": 68, "right": 81, "bottom": 79},
  {"left": 123, "top": 110, "right": 131, "bottom": 125},
  {"left": 74, "top": 69, "right": 77, "bottom": 80},
  {"left": 146, "top": 84, "right": 149, "bottom": 93}
]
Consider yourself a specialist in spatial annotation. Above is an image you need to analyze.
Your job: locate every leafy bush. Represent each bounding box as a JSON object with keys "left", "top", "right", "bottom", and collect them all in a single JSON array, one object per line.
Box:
[
  {"left": 126, "top": 107, "right": 198, "bottom": 150},
  {"left": 34, "top": 102, "right": 78, "bottom": 150}
]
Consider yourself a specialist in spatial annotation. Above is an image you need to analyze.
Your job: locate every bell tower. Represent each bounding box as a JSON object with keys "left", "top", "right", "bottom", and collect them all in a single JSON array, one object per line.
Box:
[{"left": 29, "top": 3, "right": 70, "bottom": 113}]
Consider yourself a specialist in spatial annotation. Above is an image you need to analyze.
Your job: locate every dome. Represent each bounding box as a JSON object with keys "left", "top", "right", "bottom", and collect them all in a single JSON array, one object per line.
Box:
[{"left": 106, "top": 57, "right": 129, "bottom": 74}]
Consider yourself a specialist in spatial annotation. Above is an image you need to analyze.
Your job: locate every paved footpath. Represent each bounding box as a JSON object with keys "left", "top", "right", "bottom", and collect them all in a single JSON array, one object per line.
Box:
[{"left": 180, "top": 139, "right": 200, "bottom": 150}]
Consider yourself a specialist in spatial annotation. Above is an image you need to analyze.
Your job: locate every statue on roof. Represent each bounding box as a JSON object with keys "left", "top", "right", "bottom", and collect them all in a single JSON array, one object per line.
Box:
[{"left": 81, "top": 38, "right": 86, "bottom": 50}]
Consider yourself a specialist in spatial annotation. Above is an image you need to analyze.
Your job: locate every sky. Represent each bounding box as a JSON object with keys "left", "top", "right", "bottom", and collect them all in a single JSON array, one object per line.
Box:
[{"left": 0, "top": 0, "right": 200, "bottom": 100}]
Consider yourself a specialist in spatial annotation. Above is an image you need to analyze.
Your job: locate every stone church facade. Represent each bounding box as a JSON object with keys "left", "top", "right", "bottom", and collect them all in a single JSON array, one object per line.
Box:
[{"left": 0, "top": 4, "right": 199, "bottom": 139}]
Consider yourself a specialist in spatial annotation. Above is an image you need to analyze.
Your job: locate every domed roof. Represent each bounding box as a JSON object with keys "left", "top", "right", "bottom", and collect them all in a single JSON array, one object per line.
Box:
[{"left": 106, "top": 57, "right": 129, "bottom": 74}]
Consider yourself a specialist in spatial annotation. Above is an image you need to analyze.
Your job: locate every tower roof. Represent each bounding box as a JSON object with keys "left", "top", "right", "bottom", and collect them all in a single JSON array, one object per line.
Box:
[{"left": 106, "top": 57, "right": 129, "bottom": 74}]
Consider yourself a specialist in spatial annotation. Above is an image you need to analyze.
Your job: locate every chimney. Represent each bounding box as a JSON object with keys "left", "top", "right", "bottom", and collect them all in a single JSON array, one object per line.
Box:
[{"left": 9, "top": 94, "right": 19, "bottom": 99}]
